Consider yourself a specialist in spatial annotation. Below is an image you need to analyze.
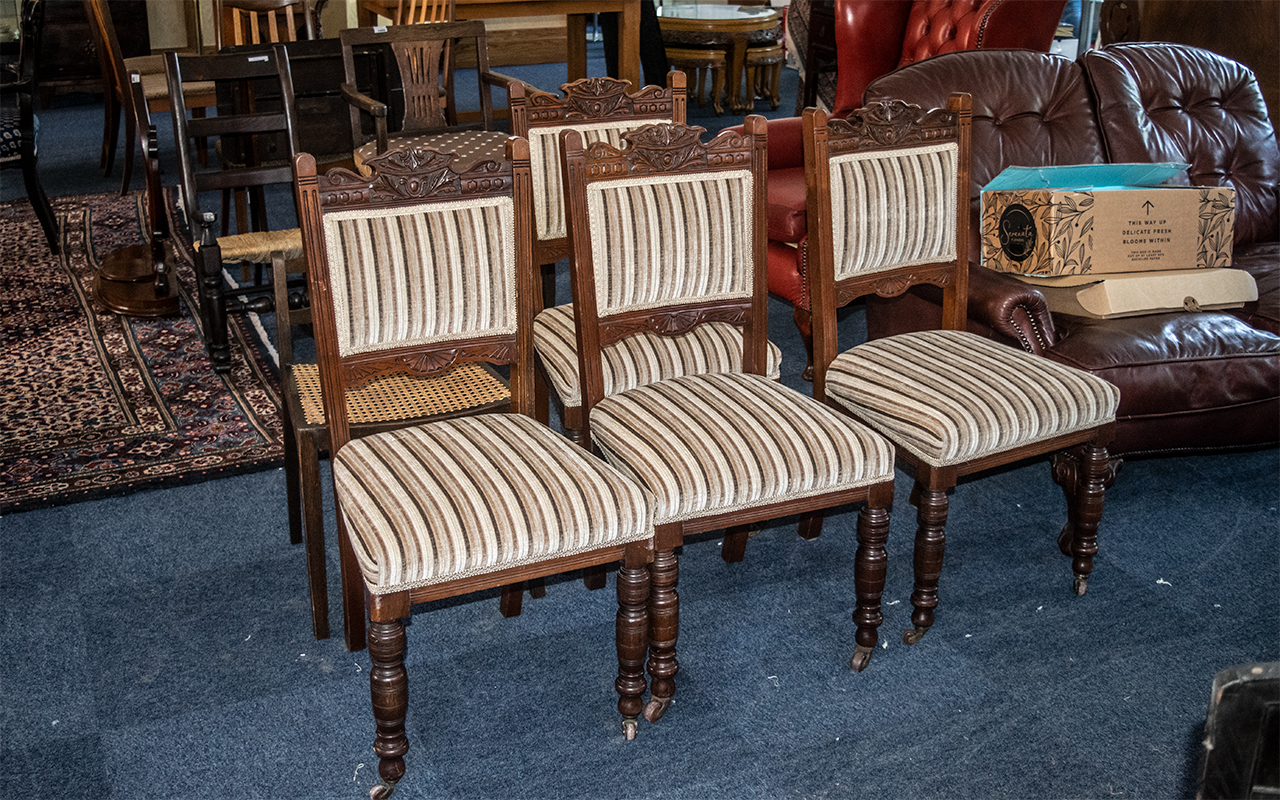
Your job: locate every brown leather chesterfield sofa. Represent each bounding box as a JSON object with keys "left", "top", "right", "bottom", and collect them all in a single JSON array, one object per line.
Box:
[{"left": 861, "top": 43, "right": 1280, "bottom": 456}]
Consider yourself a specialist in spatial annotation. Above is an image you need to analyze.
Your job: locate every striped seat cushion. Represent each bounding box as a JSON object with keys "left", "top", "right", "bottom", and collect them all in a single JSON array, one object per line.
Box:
[
  {"left": 529, "top": 120, "right": 665, "bottom": 242},
  {"left": 589, "top": 373, "right": 895, "bottom": 524},
  {"left": 825, "top": 330, "right": 1120, "bottom": 467},
  {"left": 334, "top": 414, "right": 654, "bottom": 595},
  {"left": 533, "top": 303, "right": 782, "bottom": 411}
]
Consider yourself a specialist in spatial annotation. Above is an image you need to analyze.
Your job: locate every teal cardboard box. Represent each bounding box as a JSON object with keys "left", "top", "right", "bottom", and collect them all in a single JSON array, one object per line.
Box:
[{"left": 981, "top": 163, "right": 1235, "bottom": 276}]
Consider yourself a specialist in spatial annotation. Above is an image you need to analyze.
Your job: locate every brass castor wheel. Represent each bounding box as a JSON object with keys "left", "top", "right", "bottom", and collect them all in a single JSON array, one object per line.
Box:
[
  {"left": 1073, "top": 574, "right": 1088, "bottom": 596},
  {"left": 623, "top": 717, "right": 638, "bottom": 741},
  {"left": 902, "top": 626, "right": 928, "bottom": 645},
  {"left": 849, "top": 644, "right": 874, "bottom": 673},
  {"left": 370, "top": 779, "right": 397, "bottom": 800},
  {"left": 643, "top": 695, "right": 671, "bottom": 723}
]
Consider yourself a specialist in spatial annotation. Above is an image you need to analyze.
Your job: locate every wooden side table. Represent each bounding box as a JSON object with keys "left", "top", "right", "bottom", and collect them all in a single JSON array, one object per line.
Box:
[{"left": 656, "top": 4, "right": 780, "bottom": 113}]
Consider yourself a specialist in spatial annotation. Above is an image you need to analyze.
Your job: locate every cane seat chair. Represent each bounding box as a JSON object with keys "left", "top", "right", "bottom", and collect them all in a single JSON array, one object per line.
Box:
[
  {"left": 93, "top": 70, "right": 180, "bottom": 318},
  {"left": 83, "top": 0, "right": 217, "bottom": 196},
  {"left": 1, "top": 0, "right": 57, "bottom": 254},
  {"left": 292, "top": 139, "right": 658, "bottom": 796},
  {"left": 167, "top": 47, "right": 303, "bottom": 373},
  {"left": 270, "top": 238, "right": 511, "bottom": 647},
  {"left": 559, "top": 119, "right": 899, "bottom": 730},
  {"left": 340, "top": 20, "right": 507, "bottom": 177},
  {"left": 803, "top": 97, "right": 1120, "bottom": 649}
]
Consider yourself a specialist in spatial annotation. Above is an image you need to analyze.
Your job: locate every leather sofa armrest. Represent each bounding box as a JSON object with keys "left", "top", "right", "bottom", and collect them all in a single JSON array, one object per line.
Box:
[{"left": 967, "top": 266, "right": 1058, "bottom": 355}]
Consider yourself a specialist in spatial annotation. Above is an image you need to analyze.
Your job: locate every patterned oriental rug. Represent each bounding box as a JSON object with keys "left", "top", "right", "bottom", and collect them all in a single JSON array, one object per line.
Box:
[{"left": 0, "top": 193, "right": 283, "bottom": 514}]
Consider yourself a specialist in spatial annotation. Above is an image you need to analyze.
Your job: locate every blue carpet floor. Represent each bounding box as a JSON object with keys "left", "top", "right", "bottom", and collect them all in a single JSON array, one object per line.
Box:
[{"left": 2, "top": 39, "right": 1278, "bottom": 800}]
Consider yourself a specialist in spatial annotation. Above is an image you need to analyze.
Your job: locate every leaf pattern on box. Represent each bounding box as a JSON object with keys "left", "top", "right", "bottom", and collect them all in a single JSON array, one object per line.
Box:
[
  {"left": 1049, "top": 192, "right": 1094, "bottom": 276},
  {"left": 1196, "top": 187, "right": 1235, "bottom": 267}
]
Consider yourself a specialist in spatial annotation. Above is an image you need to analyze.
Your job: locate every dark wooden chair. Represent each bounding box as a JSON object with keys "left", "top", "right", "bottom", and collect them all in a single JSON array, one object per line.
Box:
[
  {"left": 339, "top": 20, "right": 510, "bottom": 176},
  {"left": 292, "top": 139, "right": 657, "bottom": 798},
  {"left": 559, "top": 119, "right": 899, "bottom": 730},
  {"left": 803, "top": 96, "right": 1120, "bottom": 650},
  {"left": 215, "top": 0, "right": 317, "bottom": 50},
  {"left": 0, "top": 0, "right": 57, "bottom": 255},
  {"left": 167, "top": 46, "right": 302, "bottom": 372},
  {"left": 92, "top": 69, "right": 179, "bottom": 318},
  {"left": 269, "top": 221, "right": 511, "bottom": 647},
  {"left": 83, "top": 0, "right": 217, "bottom": 195}
]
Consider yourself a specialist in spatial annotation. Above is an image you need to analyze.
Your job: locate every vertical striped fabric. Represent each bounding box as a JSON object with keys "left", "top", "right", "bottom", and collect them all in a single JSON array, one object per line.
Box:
[
  {"left": 334, "top": 414, "right": 654, "bottom": 594},
  {"left": 530, "top": 120, "right": 668, "bottom": 241},
  {"left": 829, "top": 143, "right": 957, "bottom": 279},
  {"left": 322, "top": 198, "right": 516, "bottom": 357},
  {"left": 586, "top": 170, "right": 754, "bottom": 315},
  {"left": 533, "top": 303, "right": 783, "bottom": 410},
  {"left": 590, "top": 372, "right": 895, "bottom": 524},
  {"left": 826, "top": 329, "right": 1119, "bottom": 467}
]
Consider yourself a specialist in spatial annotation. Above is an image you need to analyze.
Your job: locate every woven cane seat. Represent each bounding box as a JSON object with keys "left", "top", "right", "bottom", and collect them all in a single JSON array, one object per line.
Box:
[
  {"left": 334, "top": 413, "right": 654, "bottom": 594},
  {"left": 293, "top": 361, "right": 508, "bottom": 426},
  {"left": 354, "top": 129, "right": 510, "bottom": 177},
  {"left": 825, "top": 329, "right": 1120, "bottom": 468},
  {"left": 193, "top": 228, "right": 304, "bottom": 264},
  {"left": 534, "top": 303, "right": 783, "bottom": 411},
  {"left": 589, "top": 372, "right": 895, "bottom": 524}
]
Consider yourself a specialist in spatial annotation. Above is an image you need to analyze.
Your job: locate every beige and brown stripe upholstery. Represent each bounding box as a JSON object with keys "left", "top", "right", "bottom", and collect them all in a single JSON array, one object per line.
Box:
[
  {"left": 323, "top": 197, "right": 517, "bottom": 357},
  {"left": 534, "top": 304, "right": 782, "bottom": 410},
  {"left": 589, "top": 372, "right": 895, "bottom": 524},
  {"left": 587, "top": 170, "right": 754, "bottom": 315},
  {"left": 829, "top": 143, "right": 957, "bottom": 279},
  {"left": 826, "top": 329, "right": 1119, "bottom": 467},
  {"left": 335, "top": 414, "right": 654, "bottom": 594},
  {"left": 529, "top": 120, "right": 667, "bottom": 242}
]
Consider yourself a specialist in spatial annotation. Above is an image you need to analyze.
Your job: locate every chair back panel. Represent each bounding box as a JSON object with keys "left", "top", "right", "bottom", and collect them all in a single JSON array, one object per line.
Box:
[
  {"left": 395, "top": 0, "right": 455, "bottom": 24},
  {"left": 513, "top": 75, "right": 687, "bottom": 242},
  {"left": 828, "top": 141, "right": 957, "bottom": 280},
  {"left": 218, "top": 0, "right": 316, "bottom": 49},
  {"left": 323, "top": 193, "right": 517, "bottom": 357},
  {"left": 295, "top": 139, "right": 533, "bottom": 449},
  {"left": 585, "top": 168, "right": 756, "bottom": 316}
]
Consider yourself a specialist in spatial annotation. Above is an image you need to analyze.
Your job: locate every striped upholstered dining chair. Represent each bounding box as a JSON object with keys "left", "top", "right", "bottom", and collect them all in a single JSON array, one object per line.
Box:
[
  {"left": 558, "top": 118, "right": 899, "bottom": 732},
  {"left": 292, "top": 139, "right": 659, "bottom": 798},
  {"left": 803, "top": 96, "right": 1120, "bottom": 651}
]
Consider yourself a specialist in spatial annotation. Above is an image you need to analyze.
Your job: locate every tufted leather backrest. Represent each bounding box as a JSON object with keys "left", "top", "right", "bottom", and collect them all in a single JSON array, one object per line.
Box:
[
  {"left": 897, "top": 0, "right": 1066, "bottom": 68},
  {"left": 1082, "top": 43, "right": 1280, "bottom": 247},
  {"left": 866, "top": 49, "right": 1104, "bottom": 260}
]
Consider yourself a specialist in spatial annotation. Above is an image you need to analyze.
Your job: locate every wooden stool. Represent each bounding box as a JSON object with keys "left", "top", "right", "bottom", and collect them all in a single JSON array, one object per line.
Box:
[
  {"left": 745, "top": 44, "right": 784, "bottom": 110},
  {"left": 665, "top": 47, "right": 726, "bottom": 115}
]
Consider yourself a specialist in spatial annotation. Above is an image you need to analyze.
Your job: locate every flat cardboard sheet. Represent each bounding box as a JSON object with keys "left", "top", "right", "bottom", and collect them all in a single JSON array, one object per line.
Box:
[{"left": 1014, "top": 268, "right": 1258, "bottom": 318}]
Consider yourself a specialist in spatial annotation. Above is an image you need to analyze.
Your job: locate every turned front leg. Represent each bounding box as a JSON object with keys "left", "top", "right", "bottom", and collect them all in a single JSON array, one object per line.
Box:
[
  {"left": 367, "top": 616, "right": 408, "bottom": 799},
  {"left": 615, "top": 550, "right": 651, "bottom": 740},
  {"left": 644, "top": 526, "right": 681, "bottom": 723}
]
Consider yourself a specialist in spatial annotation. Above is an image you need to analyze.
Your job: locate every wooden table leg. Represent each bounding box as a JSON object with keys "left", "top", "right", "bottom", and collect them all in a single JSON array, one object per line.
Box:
[
  {"left": 618, "top": 0, "right": 641, "bottom": 89},
  {"left": 727, "top": 37, "right": 748, "bottom": 112},
  {"left": 566, "top": 13, "right": 587, "bottom": 82}
]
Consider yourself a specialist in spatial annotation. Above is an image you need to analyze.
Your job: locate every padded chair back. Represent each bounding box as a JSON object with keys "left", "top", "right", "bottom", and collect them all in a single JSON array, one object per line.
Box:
[
  {"left": 561, "top": 119, "right": 771, "bottom": 409},
  {"left": 865, "top": 49, "right": 1104, "bottom": 260},
  {"left": 1082, "top": 42, "right": 1280, "bottom": 246},
  {"left": 216, "top": 0, "right": 316, "bottom": 50},
  {"left": 508, "top": 73, "right": 687, "bottom": 248},
  {"left": 805, "top": 95, "right": 973, "bottom": 396},
  {"left": 292, "top": 138, "right": 533, "bottom": 449}
]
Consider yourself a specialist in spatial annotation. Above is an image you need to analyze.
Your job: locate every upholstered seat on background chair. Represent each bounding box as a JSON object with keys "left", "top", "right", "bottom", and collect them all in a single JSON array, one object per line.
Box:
[
  {"left": 761, "top": 0, "right": 1068, "bottom": 379},
  {"left": 803, "top": 97, "right": 1119, "bottom": 650},
  {"left": 84, "top": 0, "right": 217, "bottom": 196},
  {"left": 1, "top": 0, "right": 57, "bottom": 255},
  {"left": 339, "top": 20, "right": 509, "bottom": 176},
  {"left": 558, "top": 119, "right": 899, "bottom": 727},
  {"left": 167, "top": 47, "right": 303, "bottom": 373},
  {"left": 291, "top": 140, "right": 659, "bottom": 798}
]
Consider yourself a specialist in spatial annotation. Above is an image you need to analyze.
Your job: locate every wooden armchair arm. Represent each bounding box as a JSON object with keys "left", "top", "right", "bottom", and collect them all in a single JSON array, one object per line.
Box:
[{"left": 341, "top": 81, "right": 389, "bottom": 154}]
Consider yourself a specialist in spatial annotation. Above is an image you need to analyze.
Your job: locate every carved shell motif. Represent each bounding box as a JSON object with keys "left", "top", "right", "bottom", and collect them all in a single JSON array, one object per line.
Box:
[{"left": 622, "top": 123, "right": 708, "bottom": 173}]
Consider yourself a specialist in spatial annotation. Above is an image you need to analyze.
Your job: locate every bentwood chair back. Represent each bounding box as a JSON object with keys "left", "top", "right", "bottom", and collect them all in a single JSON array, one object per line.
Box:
[
  {"left": 292, "top": 139, "right": 656, "bottom": 796},
  {"left": 559, "top": 119, "right": 898, "bottom": 731},
  {"left": 804, "top": 95, "right": 1120, "bottom": 648}
]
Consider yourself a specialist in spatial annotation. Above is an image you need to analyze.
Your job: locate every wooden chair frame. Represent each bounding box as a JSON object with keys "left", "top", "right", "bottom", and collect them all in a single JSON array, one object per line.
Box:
[
  {"left": 167, "top": 47, "right": 300, "bottom": 372},
  {"left": 293, "top": 140, "right": 655, "bottom": 795},
  {"left": 215, "top": 0, "right": 317, "bottom": 50},
  {"left": 1, "top": 0, "right": 57, "bottom": 254},
  {"left": 561, "top": 118, "right": 897, "bottom": 725},
  {"left": 805, "top": 96, "right": 1117, "bottom": 648}
]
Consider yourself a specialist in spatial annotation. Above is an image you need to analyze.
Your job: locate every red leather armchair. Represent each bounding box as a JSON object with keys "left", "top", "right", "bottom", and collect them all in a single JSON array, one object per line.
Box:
[{"left": 763, "top": 0, "right": 1068, "bottom": 377}]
